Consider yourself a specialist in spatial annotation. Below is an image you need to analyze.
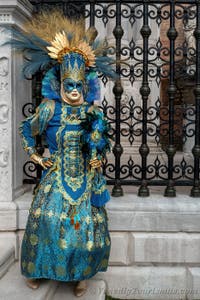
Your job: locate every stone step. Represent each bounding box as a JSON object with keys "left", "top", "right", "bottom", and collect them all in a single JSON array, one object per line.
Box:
[
  {"left": 93, "top": 266, "right": 200, "bottom": 300},
  {"left": 0, "top": 261, "right": 58, "bottom": 300},
  {"left": 0, "top": 239, "right": 15, "bottom": 279},
  {"left": 0, "top": 260, "right": 106, "bottom": 300},
  {"left": 52, "top": 279, "right": 106, "bottom": 300}
]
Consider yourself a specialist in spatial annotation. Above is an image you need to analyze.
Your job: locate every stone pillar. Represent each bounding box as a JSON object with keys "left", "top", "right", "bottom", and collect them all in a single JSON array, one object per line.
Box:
[
  {"left": 182, "top": 8, "right": 196, "bottom": 153},
  {"left": 0, "top": 0, "right": 32, "bottom": 231}
]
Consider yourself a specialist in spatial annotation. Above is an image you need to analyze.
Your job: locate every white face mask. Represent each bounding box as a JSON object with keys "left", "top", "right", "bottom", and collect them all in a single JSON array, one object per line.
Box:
[
  {"left": 60, "top": 83, "right": 84, "bottom": 106},
  {"left": 65, "top": 89, "right": 82, "bottom": 102}
]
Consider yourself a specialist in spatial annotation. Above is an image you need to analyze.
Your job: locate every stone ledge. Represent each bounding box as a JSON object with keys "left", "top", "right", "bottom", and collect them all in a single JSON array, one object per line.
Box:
[
  {"left": 106, "top": 192, "right": 200, "bottom": 213},
  {"left": 0, "top": 261, "right": 58, "bottom": 300},
  {"left": 0, "top": 239, "right": 15, "bottom": 279},
  {"left": 108, "top": 210, "right": 200, "bottom": 232},
  {"left": 52, "top": 279, "right": 106, "bottom": 300},
  {"left": 106, "top": 191, "right": 200, "bottom": 232},
  {"left": 93, "top": 266, "right": 195, "bottom": 300},
  {"left": 0, "top": 0, "right": 32, "bottom": 24},
  {"left": 131, "top": 232, "right": 200, "bottom": 264},
  {"left": 0, "top": 232, "right": 18, "bottom": 260},
  {"left": 109, "top": 232, "right": 200, "bottom": 265},
  {"left": 17, "top": 230, "right": 200, "bottom": 267},
  {"left": 15, "top": 191, "right": 200, "bottom": 232},
  {"left": 109, "top": 232, "right": 132, "bottom": 266},
  {"left": 187, "top": 268, "right": 200, "bottom": 300},
  {"left": 0, "top": 202, "right": 17, "bottom": 230}
]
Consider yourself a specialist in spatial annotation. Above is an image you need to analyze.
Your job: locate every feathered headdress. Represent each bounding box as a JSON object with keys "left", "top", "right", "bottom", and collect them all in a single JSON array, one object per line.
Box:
[{"left": 3, "top": 9, "right": 116, "bottom": 102}]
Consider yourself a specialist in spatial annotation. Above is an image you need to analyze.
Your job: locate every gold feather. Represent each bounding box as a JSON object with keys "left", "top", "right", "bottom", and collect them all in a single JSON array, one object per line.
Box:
[
  {"left": 85, "top": 27, "right": 98, "bottom": 45},
  {"left": 23, "top": 9, "right": 85, "bottom": 45},
  {"left": 22, "top": 8, "right": 109, "bottom": 66}
]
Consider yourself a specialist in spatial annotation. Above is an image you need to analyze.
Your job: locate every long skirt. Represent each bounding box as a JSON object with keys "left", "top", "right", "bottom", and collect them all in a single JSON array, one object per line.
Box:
[{"left": 20, "top": 167, "right": 111, "bottom": 281}]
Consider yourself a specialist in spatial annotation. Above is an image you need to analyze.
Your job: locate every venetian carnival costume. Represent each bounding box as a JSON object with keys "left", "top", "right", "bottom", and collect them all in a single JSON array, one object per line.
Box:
[{"left": 4, "top": 10, "right": 116, "bottom": 288}]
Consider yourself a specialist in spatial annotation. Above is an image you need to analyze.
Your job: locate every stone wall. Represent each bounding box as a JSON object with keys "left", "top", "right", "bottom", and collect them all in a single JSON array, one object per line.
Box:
[{"left": 0, "top": 0, "right": 32, "bottom": 257}]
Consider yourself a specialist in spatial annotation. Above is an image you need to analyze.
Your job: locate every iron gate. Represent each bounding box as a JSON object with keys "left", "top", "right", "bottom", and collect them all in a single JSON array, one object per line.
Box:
[{"left": 23, "top": 0, "right": 200, "bottom": 197}]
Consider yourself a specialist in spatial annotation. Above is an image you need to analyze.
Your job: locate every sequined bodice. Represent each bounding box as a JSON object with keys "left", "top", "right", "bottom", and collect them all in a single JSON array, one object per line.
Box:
[{"left": 51, "top": 102, "right": 90, "bottom": 201}]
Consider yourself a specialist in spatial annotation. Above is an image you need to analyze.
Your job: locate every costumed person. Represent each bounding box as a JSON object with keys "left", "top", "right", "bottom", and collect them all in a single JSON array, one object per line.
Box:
[{"left": 4, "top": 10, "right": 116, "bottom": 297}]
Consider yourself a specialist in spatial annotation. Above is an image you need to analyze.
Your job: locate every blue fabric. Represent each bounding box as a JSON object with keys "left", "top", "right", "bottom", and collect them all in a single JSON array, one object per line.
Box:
[
  {"left": 42, "top": 65, "right": 61, "bottom": 100},
  {"left": 42, "top": 65, "right": 101, "bottom": 104},
  {"left": 85, "top": 69, "right": 101, "bottom": 103},
  {"left": 91, "top": 170, "right": 110, "bottom": 207},
  {"left": 19, "top": 100, "right": 111, "bottom": 281},
  {"left": 91, "top": 189, "right": 110, "bottom": 207}
]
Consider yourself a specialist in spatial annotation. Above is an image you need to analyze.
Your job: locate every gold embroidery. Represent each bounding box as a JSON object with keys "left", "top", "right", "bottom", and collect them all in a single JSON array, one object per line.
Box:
[
  {"left": 30, "top": 234, "right": 38, "bottom": 246},
  {"left": 27, "top": 262, "right": 35, "bottom": 273},
  {"left": 56, "top": 266, "right": 66, "bottom": 276},
  {"left": 65, "top": 114, "right": 81, "bottom": 124},
  {"left": 44, "top": 265, "right": 49, "bottom": 271},
  {"left": 100, "top": 241, "right": 104, "bottom": 248},
  {"left": 86, "top": 241, "right": 94, "bottom": 251},
  {"left": 88, "top": 255, "right": 93, "bottom": 262},
  {"left": 85, "top": 215, "right": 91, "bottom": 224},
  {"left": 60, "top": 212, "right": 67, "bottom": 220},
  {"left": 96, "top": 213, "right": 104, "bottom": 223},
  {"left": 32, "top": 222, "right": 38, "bottom": 229},
  {"left": 100, "top": 259, "right": 108, "bottom": 268},
  {"left": 62, "top": 130, "right": 84, "bottom": 191},
  {"left": 105, "top": 236, "right": 111, "bottom": 246},
  {"left": 60, "top": 226, "right": 65, "bottom": 235},
  {"left": 47, "top": 210, "right": 54, "bottom": 218},
  {"left": 58, "top": 254, "right": 65, "bottom": 261},
  {"left": 34, "top": 208, "right": 41, "bottom": 217},
  {"left": 83, "top": 266, "right": 92, "bottom": 276},
  {"left": 91, "top": 129, "right": 101, "bottom": 142},
  {"left": 43, "top": 238, "right": 49, "bottom": 245},
  {"left": 19, "top": 99, "right": 55, "bottom": 155},
  {"left": 70, "top": 267, "right": 75, "bottom": 274},
  {"left": 54, "top": 167, "right": 93, "bottom": 205},
  {"left": 31, "top": 102, "right": 93, "bottom": 206},
  {"left": 44, "top": 184, "right": 51, "bottom": 193},
  {"left": 54, "top": 101, "right": 89, "bottom": 194},
  {"left": 31, "top": 99, "right": 55, "bottom": 136},
  {"left": 58, "top": 238, "right": 67, "bottom": 249}
]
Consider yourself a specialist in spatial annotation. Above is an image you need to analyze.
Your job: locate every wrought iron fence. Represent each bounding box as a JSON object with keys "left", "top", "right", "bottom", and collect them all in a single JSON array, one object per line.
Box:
[{"left": 23, "top": 0, "right": 200, "bottom": 197}]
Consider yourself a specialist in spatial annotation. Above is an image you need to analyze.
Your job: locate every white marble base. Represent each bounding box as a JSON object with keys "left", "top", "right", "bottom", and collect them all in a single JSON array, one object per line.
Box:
[
  {"left": 0, "top": 202, "right": 17, "bottom": 230},
  {"left": 7, "top": 189, "right": 200, "bottom": 299},
  {"left": 52, "top": 279, "right": 106, "bottom": 300},
  {"left": 0, "top": 261, "right": 58, "bottom": 300},
  {"left": 0, "top": 239, "right": 15, "bottom": 279},
  {"left": 93, "top": 266, "right": 200, "bottom": 300}
]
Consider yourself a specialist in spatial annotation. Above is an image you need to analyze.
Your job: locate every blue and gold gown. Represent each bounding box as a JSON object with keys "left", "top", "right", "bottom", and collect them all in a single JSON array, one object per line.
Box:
[{"left": 19, "top": 98, "right": 111, "bottom": 281}]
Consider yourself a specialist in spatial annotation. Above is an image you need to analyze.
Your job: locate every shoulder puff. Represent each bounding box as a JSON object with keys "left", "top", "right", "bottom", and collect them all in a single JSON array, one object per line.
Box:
[
  {"left": 35, "top": 98, "right": 55, "bottom": 116},
  {"left": 87, "top": 104, "right": 103, "bottom": 115}
]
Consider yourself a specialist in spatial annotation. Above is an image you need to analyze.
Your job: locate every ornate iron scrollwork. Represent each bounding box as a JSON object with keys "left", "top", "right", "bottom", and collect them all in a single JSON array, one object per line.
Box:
[{"left": 22, "top": 0, "right": 199, "bottom": 197}]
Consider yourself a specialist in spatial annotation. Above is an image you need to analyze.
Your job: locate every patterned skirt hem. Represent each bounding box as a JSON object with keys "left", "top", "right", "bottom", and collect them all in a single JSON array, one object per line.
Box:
[{"left": 21, "top": 267, "right": 109, "bottom": 282}]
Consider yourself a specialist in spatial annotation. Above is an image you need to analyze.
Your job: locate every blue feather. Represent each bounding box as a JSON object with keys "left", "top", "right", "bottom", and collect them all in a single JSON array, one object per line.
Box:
[
  {"left": 1, "top": 26, "right": 52, "bottom": 77},
  {"left": 90, "top": 170, "right": 110, "bottom": 207},
  {"left": 85, "top": 69, "right": 101, "bottom": 103},
  {"left": 42, "top": 65, "right": 61, "bottom": 100},
  {"left": 0, "top": 25, "right": 117, "bottom": 80}
]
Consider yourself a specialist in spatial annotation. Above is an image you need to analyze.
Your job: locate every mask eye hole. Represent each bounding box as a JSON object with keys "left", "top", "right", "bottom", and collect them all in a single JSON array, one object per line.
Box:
[
  {"left": 68, "top": 83, "right": 74, "bottom": 88},
  {"left": 77, "top": 83, "right": 82, "bottom": 88}
]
